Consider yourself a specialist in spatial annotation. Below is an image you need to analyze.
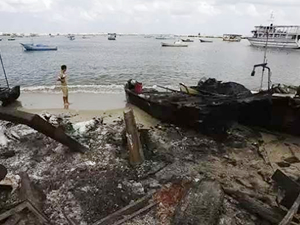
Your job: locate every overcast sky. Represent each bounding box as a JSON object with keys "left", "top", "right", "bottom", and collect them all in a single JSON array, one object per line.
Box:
[{"left": 1, "top": 0, "right": 299, "bottom": 35}]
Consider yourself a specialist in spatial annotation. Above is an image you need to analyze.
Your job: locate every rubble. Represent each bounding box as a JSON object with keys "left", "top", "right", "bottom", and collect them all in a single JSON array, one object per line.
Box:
[{"left": 0, "top": 112, "right": 300, "bottom": 224}]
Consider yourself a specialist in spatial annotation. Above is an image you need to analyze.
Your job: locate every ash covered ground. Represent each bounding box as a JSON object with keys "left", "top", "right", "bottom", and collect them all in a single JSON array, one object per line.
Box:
[{"left": 0, "top": 112, "right": 300, "bottom": 224}]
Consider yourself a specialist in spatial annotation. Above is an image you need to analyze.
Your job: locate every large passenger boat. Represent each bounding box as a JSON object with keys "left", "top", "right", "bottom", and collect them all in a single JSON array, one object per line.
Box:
[{"left": 248, "top": 24, "right": 300, "bottom": 49}]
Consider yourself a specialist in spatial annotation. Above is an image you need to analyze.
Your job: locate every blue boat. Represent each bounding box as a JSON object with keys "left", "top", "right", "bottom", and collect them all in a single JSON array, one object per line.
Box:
[{"left": 20, "top": 43, "right": 58, "bottom": 51}]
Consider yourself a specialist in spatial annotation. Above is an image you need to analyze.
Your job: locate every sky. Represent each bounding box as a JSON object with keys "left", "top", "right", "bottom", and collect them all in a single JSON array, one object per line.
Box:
[{"left": 0, "top": 0, "right": 300, "bottom": 35}]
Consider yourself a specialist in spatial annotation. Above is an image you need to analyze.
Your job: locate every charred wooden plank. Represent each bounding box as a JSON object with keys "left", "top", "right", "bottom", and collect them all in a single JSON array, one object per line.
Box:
[
  {"left": 272, "top": 169, "right": 300, "bottom": 209},
  {"left": 124, "top": 108, "right": 144, "bottom": 165},
  {"left": 92, "top": 190, "right": 155, "bottom": 225},
  {"left": 0, "top": 109, "right": 87, "bottom": 152},
  {"left": 224, "top": 188, "right": 288, "bottom": 224}
]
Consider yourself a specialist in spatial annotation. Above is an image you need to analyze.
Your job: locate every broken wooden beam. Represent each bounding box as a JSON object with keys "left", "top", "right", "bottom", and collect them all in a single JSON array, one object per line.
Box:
[
  {"left": 224, "top": 188, "right": 290, "bottom": 224},
  {"left": 272, "top": 169, "right": 300, "bottom": 210},
  {"left": 92, "top": 190, "right": 155, "bottom": 225},
  {"left": 124, "top": 108, "right": 144, "bottom": 165},
  {"left": 0, "top": 109, "right": 87, "bottom": 153},
  {"left": 279, "top": 192, "right": 300, "bottom": 225}
]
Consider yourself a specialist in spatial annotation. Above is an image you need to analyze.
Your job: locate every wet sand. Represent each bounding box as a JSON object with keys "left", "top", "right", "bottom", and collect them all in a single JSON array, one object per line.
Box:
[{"left": 11, "top": 92, "right": 159, "bottom": 127}]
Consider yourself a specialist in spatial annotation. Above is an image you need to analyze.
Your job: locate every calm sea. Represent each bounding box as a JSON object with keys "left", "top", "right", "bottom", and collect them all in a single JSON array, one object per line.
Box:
[{"left": 0, "top": 35, "right": 300, "bottom": 94}]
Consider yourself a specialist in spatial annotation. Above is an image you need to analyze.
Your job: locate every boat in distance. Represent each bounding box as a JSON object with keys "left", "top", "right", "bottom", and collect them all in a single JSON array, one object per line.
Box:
[
  {"left": 247, "top": 25, "right": 300, "bottom": 49},
  {"left": 223, "top": 34, "right": 242, "bottom": 42},
  {"left": 161, "top": 41, "right": 188, "bottom": 47},
  {"left": 108, "top": 33, "right": 116, "bottom": 40},
  {"left": 181, "top": 39, "right": 194, "bottom": 42},
  {"left": 20, "top": 43, "right": 58, "bottom": 51},
  {"left": 199, "top": 39, "right": 213, "bottom": 43}
]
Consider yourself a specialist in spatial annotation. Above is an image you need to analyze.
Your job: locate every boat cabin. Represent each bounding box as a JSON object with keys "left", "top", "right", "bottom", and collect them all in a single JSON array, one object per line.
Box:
[
  {"left": 251, "top": 25, "right": 300, "bottom": 40},
  {"left": 223, "top": 34, "right": 242, "bottom": 42}
]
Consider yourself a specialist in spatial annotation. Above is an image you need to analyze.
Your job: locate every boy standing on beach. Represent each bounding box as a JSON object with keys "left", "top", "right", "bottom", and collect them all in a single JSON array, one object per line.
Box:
[{"left": 57, "top": 65, "right": 69, "bottom": 109}]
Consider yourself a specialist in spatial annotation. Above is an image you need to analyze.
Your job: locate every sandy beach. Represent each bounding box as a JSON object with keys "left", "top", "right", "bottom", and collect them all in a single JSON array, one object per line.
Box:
[{"left": 12, "top": 92, "right": 159, "bottom": 126}]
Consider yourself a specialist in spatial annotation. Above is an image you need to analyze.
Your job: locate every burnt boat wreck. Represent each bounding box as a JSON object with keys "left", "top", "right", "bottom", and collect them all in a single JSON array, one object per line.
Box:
[
  {"left": 125, "top": 77, "right": 300, "bottom": 136},
  {"left": 125, "top": 78, "right": 271, "bottom": 134}
]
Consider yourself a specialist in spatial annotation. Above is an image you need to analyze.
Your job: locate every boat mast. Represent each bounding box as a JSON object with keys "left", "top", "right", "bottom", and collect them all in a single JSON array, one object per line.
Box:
[
  {"left": 259, "top": 12, "right": 274, "bottom": 90},
  {"left": 0, "top": 52, "right": 10, "bottom": 88}
]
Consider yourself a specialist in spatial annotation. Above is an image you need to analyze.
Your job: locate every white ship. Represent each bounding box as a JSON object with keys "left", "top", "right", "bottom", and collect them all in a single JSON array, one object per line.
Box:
[{"left": 248, "top": 25, "right": 300, "bottom": 49}]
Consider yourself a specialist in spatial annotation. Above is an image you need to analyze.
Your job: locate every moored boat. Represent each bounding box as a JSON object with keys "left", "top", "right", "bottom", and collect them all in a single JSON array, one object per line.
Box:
[
  {"left": 20, "top": 43, "right": 58, "bottom": 51},
  {"left": 8, "top": 38, "right": 16, "bottom": 41},
  {"left": 199, "top": 39, "right": 213, "bottom": 43},
  {"left": 181, "top": 39, "right": 194, "bottom": 42},
  {"left": 161, "top": 41, "right": 188, "bottom": 47},
  {"left": 247, "top": 25, "right": 300, "bottom": 49},
  {"left": 223, "top": 34, "right": 242, "bottom": 42},
  {"left": 108, "top": 33, "right": 116, "bottom": 40}
]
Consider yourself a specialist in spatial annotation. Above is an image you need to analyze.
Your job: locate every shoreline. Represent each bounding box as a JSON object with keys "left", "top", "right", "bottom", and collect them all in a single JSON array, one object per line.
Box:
[{"left": 8, "top": 92, "right": 159, "bottom": 126}]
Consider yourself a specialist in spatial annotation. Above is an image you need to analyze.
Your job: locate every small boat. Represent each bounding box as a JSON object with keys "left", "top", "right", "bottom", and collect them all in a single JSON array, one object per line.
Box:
[
  {"left": 0, "top": 86, "right": 20, "bottom": 106},
  {"left": 8, "top": 38, "right": 16, "bottom": 41},
  {"left": 161, "top": 41, "right": 188, "bottom": 47},
  {"left": 20, "top": 43, "right": 58, "bottom": 51},
  {"left": 155, "top": 36, "right": 167, "bottom": 40},
  {"left": 247, "top": 24, "right": 300, "bottom": 49},
  {"left": 223, "top": 34, "right": 242, "bottom": 42},
  {"left": 125, "top": 79, "right": 271, "bottom": 133},
  {"left": 0, "top": 54, "right": 20, "bottom": 106},
  {"left": 108, "top": 33, "right": 116, "bottom": 40},
  {"left": 68, "top": 35, "right": 75, "bottom": 40},
  {"left": 181, "top": 39, "right": 194, "bottom": 42},
  {"left": 82, "top": 35, "right": 91, "bottom": 39},
  {"left": 199, "top": 39, "right": 213, "bottom": 43}
]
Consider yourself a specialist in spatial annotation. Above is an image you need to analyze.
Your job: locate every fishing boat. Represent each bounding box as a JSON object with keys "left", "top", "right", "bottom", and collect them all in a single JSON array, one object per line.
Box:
[
  {"left": 20, "top": 43, "right": 58, "bottom": 51},
  {"left": 247, "top": 25, "right": 300, "bottom": 49},
  {"left": 68, "top": 35, "right": 75, "bottom": 40},
  {"left": 181, "top": 39, "right": 194, "bottom": 42},
  {"left": 223, "top": 34, "right": 242, "bottom": 42},
  {"left": 0, "top": 54, "right": 20, "bottom": 106},
  {"left": 125, "top": 79, "right": 271, "bottom": 133},
  {"left": 199, "top": 39, "right": 213, "bottom": 43},
  {"left": 161, "top": 41, "right": 188, "bottom": 47},
  {"left": 108, "top": 33, "right": 116, "bottom": 40}
]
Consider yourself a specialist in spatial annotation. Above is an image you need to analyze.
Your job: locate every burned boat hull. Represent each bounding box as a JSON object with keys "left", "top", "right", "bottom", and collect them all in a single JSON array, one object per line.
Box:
[
  {"left": 125, "top": 87, "right": 240, "bottom": 133},
  {"left": 0, "top": 86, "right": 20, "bottom": 106}
]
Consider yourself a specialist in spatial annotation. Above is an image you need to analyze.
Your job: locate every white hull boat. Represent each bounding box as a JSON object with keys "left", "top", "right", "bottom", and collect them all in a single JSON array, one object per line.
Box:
[
  {"left": 248, "top": 25, "right": 300, "bottom": 49},
  {"left": 161, "top": 41, "right": 188, "bottom": 47},
  {"left": 20, "top": 43, "right": 57, "bottom": 51}
]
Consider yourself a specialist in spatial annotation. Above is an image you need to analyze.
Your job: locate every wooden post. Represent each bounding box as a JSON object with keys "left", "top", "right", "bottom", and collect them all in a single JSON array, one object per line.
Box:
[{"left": 124, "top": 108, "right": 144, "bottom": 166}]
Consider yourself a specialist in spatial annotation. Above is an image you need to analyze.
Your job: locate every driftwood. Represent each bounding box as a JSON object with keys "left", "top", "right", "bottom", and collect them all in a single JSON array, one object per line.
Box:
[
  {"left": 224, "top": 188, "right": 288, "bottom": 224},
  {"left": 279, "top": 192, "right": 300, "bottom": 225},
  {"left": 92, "top": 190, "right": 155, "bottom": 225},
  {"left": 0, "top": 108, "right": 87, "bottom": 153},
  {"left": 124, "top": 109, "right": 144, "bottom": 165}
]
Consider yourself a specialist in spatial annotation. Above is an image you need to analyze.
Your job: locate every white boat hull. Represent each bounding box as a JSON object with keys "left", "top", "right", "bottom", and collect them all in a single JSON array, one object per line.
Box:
[{"left": 248, "top": 38, "right": 300, "bottom": 49}]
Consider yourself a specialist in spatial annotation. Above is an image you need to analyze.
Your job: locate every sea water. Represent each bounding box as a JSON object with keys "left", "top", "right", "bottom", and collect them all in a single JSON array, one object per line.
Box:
[{"left": 1, "top": 35, "right": 300, "bottom": 94}]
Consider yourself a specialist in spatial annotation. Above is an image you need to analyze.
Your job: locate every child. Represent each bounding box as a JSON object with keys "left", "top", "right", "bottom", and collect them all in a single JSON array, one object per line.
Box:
[{"left": 57, "top": 65, "right": 69, "bottom": 108}]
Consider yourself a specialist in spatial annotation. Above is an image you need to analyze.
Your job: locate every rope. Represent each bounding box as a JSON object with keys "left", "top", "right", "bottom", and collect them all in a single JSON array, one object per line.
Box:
[{"left": 0, "top": 52, "right": 9, "bottom": 88}]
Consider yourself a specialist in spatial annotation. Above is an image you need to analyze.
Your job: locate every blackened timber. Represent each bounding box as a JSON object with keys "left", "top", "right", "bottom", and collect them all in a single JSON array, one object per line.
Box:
[
  {"left": 272, "top": 169, "right": 300, "bottom": 210},
  {"left": 0, "top": 109, "right": 87, "bottom": 152}
]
